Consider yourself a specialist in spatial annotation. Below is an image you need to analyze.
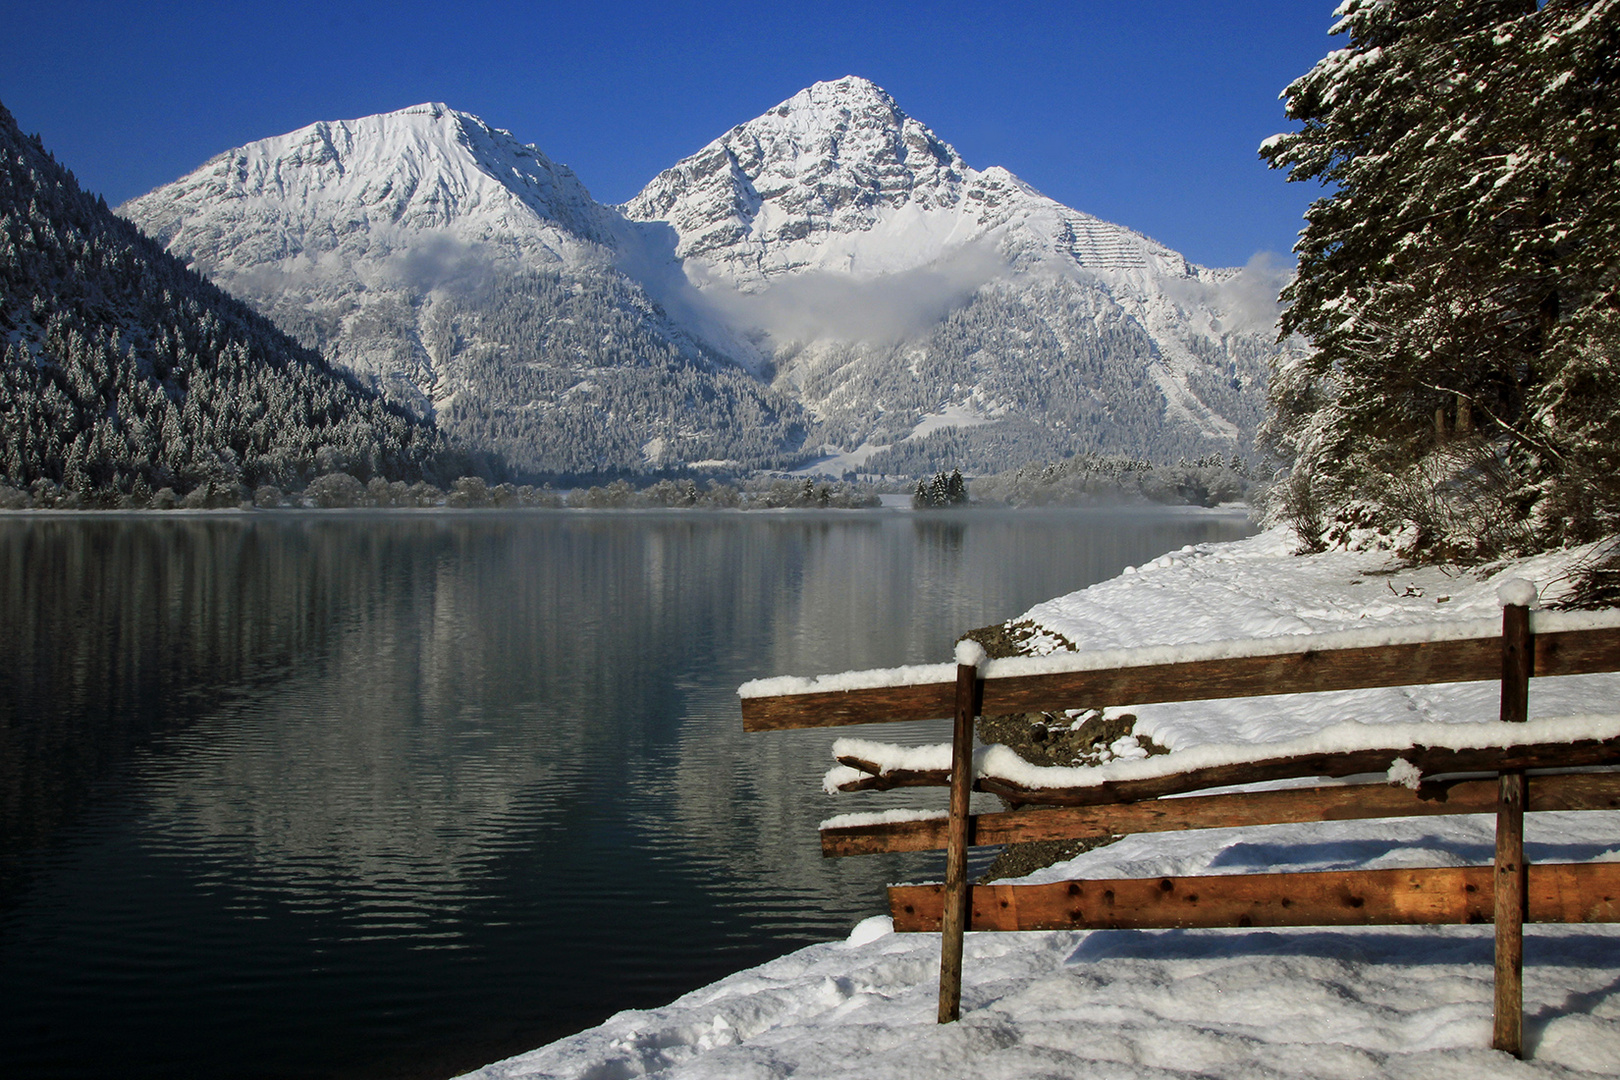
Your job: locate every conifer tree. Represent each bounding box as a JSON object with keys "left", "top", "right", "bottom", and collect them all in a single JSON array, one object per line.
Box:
[
  {"left": 1261, "top": 0, "right": 1620, "bottom": 557},
  {"left": 0, "top": 99, "right": 452, "bottom": 503}
]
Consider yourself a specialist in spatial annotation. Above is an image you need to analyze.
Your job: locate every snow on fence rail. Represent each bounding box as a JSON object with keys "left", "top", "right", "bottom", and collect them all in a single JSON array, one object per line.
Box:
[
  {"left": 738, "top": 606, "right": 1620, "bottom": 730},
  {"left": 821, "top": 714, "right": 1620, "bottom": 805},
  {"left": 737, "top": 584, "right": 1620, "bottom": 1056}
]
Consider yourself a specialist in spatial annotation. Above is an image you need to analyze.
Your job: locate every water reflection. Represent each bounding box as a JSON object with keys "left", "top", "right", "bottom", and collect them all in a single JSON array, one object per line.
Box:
[{"left": 0, "top": 508, "right": 1251, "bottom": 1080}]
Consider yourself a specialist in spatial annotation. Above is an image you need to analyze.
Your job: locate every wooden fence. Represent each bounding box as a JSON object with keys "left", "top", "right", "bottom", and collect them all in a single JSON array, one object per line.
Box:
[{"left": 739, "top": 598, "right": 1620, "bottom": 1056}]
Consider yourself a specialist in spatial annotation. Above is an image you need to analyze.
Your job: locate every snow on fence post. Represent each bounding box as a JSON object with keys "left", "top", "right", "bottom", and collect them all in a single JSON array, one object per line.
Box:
[
  {"left": 1494, "top": 582, "right": 1535, "bottom": 1057},
  {"left": 938, "top": 641, "right": 986, "bottom": 1024}
]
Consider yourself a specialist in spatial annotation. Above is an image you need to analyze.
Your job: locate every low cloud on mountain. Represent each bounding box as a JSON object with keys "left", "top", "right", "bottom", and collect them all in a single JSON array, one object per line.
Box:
[
  {"left": 689, "top": 244, "right": 1007, "bottom": 344},
  {"left": 1160, "top": 252, "right": 1291, "bottom": 336}
]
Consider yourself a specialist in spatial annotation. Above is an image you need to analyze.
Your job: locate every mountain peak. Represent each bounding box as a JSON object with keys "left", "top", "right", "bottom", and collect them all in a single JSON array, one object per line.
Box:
[
  {"left": 121, "top": 103, "right": 615, "bottom": 273},
  {"left": 739, "top": 75, "right": 959, "bottom": 164},
  {"left": 808, "top": 74, "right": 885, "bottom": 96},
  {"left": 397, "top": 101, "right": 455, "bottom": 117},
  {"left": 622, "top": 77, "right": 970, "bottom": 279},
  {"left": 776, "top": 75, "right": 898, "bottom": 114}
]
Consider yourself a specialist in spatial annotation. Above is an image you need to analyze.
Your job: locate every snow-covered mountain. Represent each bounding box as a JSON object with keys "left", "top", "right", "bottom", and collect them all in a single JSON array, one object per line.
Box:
[
  {"left": 121, "top": 84, "right": 1293, "bottom": 477},
  {"left": 120, "top": 104, "right": 809, "bottom": 475},
  {"left": 623, "top": 76, "right": 1295, "bottom": 472},
  {"left": 0, "top": 99, "right": 448, "bottom": 504},
  {"left": 131, "top": 102, "right": 616, "bottom": 261},
  {"left": 626, "top": 76, "right": 1186, "bottom": 285}
]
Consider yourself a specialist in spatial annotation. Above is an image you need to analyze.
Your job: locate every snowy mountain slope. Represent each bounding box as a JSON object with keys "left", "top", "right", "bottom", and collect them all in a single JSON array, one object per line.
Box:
[
  {"left": 119, "top": 104, "right": 810, "bottom": 475},
  {"left": 624, "top": 77, "right": 1295, "bottom": 468},
  {"left": 128, "top": 103, "right": 617, "bottom": 269},
  {"left": 624, "top": 78, "right": 1189, "bottom": 284},
  {"left": 121, "top": 85, "right": 1292, "bottom": 476}
]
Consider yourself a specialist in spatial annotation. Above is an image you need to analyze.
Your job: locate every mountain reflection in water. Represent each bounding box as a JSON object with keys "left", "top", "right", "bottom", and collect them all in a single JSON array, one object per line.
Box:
[{"left": 0, "top": 508, "right": 1252, "bottom": 1080}]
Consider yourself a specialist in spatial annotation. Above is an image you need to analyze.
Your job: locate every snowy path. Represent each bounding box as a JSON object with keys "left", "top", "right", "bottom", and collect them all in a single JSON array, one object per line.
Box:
[{"left": 460, "top": 528, "right": 1620, "bottom": 1080}]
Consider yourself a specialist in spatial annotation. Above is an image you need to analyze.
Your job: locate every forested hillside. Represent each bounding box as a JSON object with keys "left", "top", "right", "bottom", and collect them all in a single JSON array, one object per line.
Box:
[
  {"left": 396, "top": 267, "right": 810, "bottom": 475},
  {"left": 0, "top": 102, "right": 450, "bottom": 507},
  {"left": 117, "top": 103, "right": 815, "bottom": 478},
  {"left": 810, "top": 277, "right": 1270, "bottom": 476}
]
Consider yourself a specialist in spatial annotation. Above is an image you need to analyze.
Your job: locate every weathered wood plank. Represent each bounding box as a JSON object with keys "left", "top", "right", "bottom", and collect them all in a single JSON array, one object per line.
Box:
[
  {"left": 743, "top": 621, "right": 1620, "bottom": 733},
  {"left": 742, "top": 636, "right": 1508, "bottom": 731},
  {"left": 1495, "top": 770, "right": 1528, "bottom": 1056},
  {"left": 1502, "top": 604, "right": 1532, "bottom": 727},
  {"left": 821, "top": 771, "right": 1620, "bottom": 856},
  {"left": 834, "top": 768, "right": 951, "bottom": 792},
  {"left": 1534, "top": 770, "right": 1620, "bottom": 811},
  {"left": 888, "top": 862, "right": 1620, "bottom": 933},
  {"left": 1534, "top": 625, "right": 1620, "bottom": 679},
  {"left": 1494, "top": 603, "right": 1531, "bottom": 1057},
  {"left": 980, "top": 636, "right": 1504, "bottom": 716},
  {"left": 829, "top": 738, "right": 1620, "bottom": 805},
  {"left": 741, "top": 681, "right": 957, "bottom": 731}
]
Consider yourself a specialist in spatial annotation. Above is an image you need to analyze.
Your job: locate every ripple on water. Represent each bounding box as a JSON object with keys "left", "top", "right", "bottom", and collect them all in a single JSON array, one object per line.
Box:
[{"left": 0, "top": 508, "right": 1254, "bottom": 1079}]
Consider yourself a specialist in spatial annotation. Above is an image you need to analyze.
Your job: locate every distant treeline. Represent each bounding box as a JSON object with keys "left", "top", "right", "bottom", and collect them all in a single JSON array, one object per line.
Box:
[
  {"left": 0, "top": 457, "right": 1253, "bottom": 512},
  {"left": 972, "top": 453, "right": 1254, "bottom": 508},
  {"left": 0, "top": 472, "right": 883, "bottom": 511}
]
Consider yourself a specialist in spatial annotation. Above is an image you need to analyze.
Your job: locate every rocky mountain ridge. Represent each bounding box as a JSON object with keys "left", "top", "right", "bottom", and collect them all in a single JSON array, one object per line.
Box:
[
  {"left": 119, "top": 80, "right": 1297, "bottom": 476},
  {"left": 625, "top": 77, "right": 1192, "bottom": 284},
  {"left": 121, "top": 104, "right": 809, "bottom": 475},
  {"left": 621, "top": 77, "right": 1293, "bottom": 471}
]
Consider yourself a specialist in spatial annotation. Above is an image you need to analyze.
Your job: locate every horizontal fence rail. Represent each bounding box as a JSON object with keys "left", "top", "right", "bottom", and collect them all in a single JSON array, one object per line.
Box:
[
  {"left": 821, "top": 771, "right": 1620, "bottom": 857},
  {"left": 740, "top": 619, "right": 1620, "bottom": 733},
  {"left": 888, "top": 862, "right": 1620, "bottom": 933},
  {"left": 740, "top": 598, "right": 1620, "bottom": 1055},
  {"left": 829, "top": 735, "right": 1620, "bottom": 806}
]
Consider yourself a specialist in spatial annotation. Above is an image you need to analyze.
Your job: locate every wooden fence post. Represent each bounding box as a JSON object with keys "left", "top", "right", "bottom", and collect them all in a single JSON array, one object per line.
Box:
[
  {"left": 743, "top": 586, "right": 1620, "bottom": 1047},
  {"left": 938, "top": 644, "right": 984, "bottom": 1023},
  {"left": 1494, "top": 593, "right": 1532, "bottom": 1056}
]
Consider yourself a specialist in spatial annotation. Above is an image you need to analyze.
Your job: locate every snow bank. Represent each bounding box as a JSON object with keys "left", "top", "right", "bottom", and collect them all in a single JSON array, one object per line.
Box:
[
  {"left": 462, "top": 528, "right": 1620, "bottom": 1080},
  {"left": 463, "top": 916, "right": 1620, "bottom": 1080}
]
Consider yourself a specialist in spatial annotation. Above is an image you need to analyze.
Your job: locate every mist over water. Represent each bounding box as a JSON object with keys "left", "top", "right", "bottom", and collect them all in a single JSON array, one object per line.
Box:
[{"left": 0, "top": 508, "right": 1252, "bottom": 1080}]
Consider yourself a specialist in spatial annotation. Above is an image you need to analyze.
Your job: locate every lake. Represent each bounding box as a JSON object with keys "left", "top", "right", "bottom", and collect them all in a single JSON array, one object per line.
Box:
[{"left": 0, "top": 507, "right": 1253, "bottom": 1079}]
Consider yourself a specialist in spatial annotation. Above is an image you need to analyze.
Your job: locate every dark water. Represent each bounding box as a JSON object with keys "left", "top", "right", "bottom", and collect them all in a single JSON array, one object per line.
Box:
[{"left": 0, "top": 507, "right": 1252, "bottom": 1079}]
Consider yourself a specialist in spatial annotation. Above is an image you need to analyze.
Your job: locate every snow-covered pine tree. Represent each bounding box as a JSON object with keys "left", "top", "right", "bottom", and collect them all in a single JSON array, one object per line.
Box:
[
  {"left": 1260, "top": 0, "right": 1620, "bottom": 558},
  {"left": 0, "top": 99, "right": 453, "bottom": 504}
]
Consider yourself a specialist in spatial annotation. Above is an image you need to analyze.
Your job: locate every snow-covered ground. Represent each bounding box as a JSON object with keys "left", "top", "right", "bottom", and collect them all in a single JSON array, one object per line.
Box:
[{"left": 459, "top": 527, "right": 1620, "bottom": 1080}]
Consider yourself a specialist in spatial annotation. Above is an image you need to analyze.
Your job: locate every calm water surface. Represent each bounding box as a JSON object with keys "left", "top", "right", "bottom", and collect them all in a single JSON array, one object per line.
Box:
[{"left": 0, "top": 507, "right": 1252, "bottom": 1079}]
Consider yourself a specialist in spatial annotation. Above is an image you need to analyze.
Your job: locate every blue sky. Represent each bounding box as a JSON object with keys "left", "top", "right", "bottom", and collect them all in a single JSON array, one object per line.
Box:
[{"left": 2, "top": 1, "right": 1338, "bottom": 269}]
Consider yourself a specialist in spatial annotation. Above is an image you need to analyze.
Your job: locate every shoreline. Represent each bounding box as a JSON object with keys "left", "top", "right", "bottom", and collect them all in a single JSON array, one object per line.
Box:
[
  {"left": 457, "top": 526, "right": 1620, "bottom": 1080},
  {"left": 0, "top": 501, "right": 1256, "bottom": 519}
]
